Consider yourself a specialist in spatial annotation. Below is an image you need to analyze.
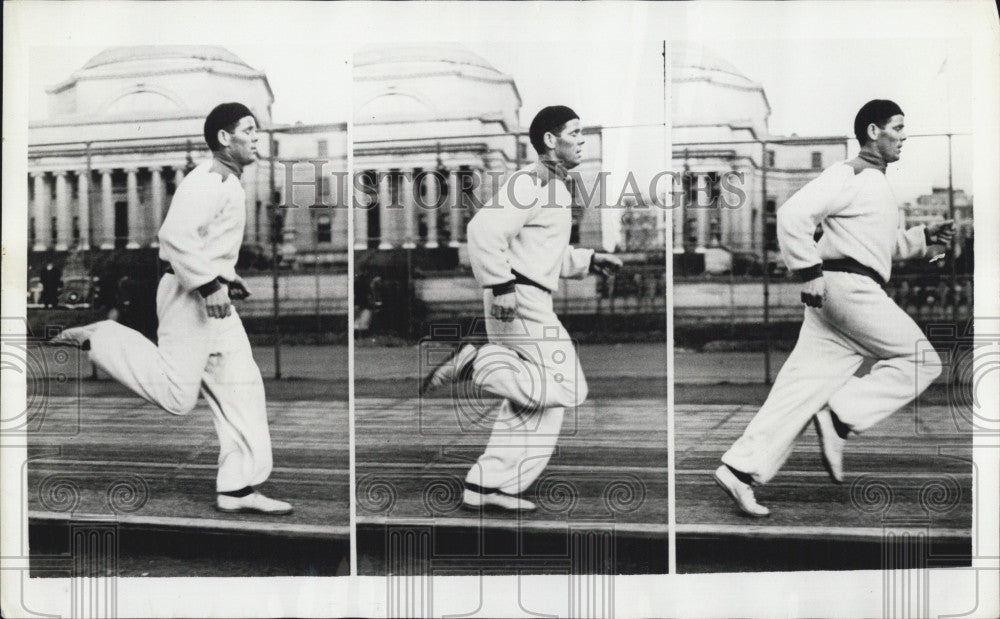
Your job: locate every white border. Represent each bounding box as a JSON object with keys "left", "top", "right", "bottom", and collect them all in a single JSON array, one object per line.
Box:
[{"left": 3, "top": 2, "right": 998, "bottom": 617}]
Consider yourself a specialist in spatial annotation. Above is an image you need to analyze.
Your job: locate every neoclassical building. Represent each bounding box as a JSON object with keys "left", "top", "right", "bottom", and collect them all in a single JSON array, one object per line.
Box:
[
  {"left": 28, "top": 46, "right": 350, "bottom": 269},
  {"left": 29, "top": 44, "right": 608, "bottom": 271},
  {"left": 28, "top": 46, "right": 276, "bottom": 254},
  {"left": 671, "top": 43, "right": 846, "bottom": 272},
  {"left": 352, "top": 44, "right": 606, "bottom": 263}
]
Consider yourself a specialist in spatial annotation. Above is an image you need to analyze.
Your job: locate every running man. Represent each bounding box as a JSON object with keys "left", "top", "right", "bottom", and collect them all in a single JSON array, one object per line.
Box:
[
  {"left": 420, "top": 105, "right": 622, "bottom": 511},
  {"left": 714, "top": 99, "right": 955, "bottom": 516},
  {"left": 53, "top": 103, "right": 292, "bottom": 515}
]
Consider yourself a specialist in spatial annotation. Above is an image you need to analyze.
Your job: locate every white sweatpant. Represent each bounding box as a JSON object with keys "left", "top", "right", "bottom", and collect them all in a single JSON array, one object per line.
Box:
[
  {"left": 88, "top": 273, "right": 273, "bottom": 492},
  {"left": 465, "top": 284, "right": 588, "bottom": 495},
  {"left": 722, "top": 272, "right": 942, "bottom": 485}
]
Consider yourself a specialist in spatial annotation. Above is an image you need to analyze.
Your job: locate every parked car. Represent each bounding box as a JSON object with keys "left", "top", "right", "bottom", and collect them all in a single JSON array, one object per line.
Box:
[{"left": 58, "top": 277, "right": 94, "bottom": 308}]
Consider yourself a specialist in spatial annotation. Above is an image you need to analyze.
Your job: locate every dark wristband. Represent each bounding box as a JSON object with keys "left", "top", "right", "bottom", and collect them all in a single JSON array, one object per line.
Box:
[
  {"left": 198, "top": 278, "right": 223, "bottom": 298},
  {"left": 794, "top": 263, "right": 824, "bottom": 282},
  {"left": 491, "top": 280, "right": 516, "bottom": 296}
]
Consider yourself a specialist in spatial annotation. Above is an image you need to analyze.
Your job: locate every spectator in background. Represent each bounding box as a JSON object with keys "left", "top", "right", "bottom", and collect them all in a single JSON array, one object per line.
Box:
[{"left": 40, "top": 262, "right": 63, "bottom": 308}]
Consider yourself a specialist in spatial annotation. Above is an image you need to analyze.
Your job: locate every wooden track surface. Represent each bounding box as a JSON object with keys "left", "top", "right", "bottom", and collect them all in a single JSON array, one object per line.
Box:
[
  {"left": 355, "top": 396, "right": 669, "bottom": 532},
  {"left": 675, "top": 402, "right": 973, "bottom": 536},
  {"left": 26, "top": 396, "right": 349, "bottom": 537}
]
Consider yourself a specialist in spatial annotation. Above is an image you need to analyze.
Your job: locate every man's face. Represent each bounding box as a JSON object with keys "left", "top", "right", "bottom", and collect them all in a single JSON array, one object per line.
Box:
[
  {"left": 546, "top": 118, "right": 585, "bottom": 169},
  {"left": 872, "top": 114, "right": 906, "bottom": 163},
  {"left": 223, "top": 116, "right": 259, "bottom": 165}
]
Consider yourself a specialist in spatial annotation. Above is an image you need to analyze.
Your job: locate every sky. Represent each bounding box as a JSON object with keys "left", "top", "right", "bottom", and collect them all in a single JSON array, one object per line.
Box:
[
  {"left": 686, "top": 37, "right": 975, "bottom": 203},
  {"left": 29, "top": 45, "right": 353, "bottom": 125},
  {"left": 29, "top": 37, "right": 971, "bottom": 242},
  {"left": 29, "top": 41, "right": 666, "bottom": 250}
]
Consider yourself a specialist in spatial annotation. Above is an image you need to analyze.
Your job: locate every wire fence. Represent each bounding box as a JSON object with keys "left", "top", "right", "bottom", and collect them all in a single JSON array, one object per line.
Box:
[
  {"left": 672, "top": 132, "right": 974, "bottom": 382},
  {"left": 26, "top": 128, "right": 972, "bottom": 383}
]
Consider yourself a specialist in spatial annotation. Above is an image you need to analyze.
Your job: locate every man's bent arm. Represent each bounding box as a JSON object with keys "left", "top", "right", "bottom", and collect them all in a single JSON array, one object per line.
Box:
[
  {"left": 777, "top": 166, "right": 851, "bottom": 281},
  {"left": 893, "top": 212, "right": 928, "bottom": 261},
  {"left": 159, "top": 174, "right": 225, "bottom": 295},
  {"left": 559, "top": 246, "right": 595, "bottom": 279},
  {"left": 467, "top": 185, "right": 535, "bottom": 289}
]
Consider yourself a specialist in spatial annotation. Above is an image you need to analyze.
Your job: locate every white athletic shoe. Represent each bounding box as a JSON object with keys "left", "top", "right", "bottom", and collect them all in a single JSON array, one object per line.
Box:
[
  {"left": 462, "top": 488, "right": 536, "bottom": 512},
  {"left": 714, "top": 465, "right": 770, "bottom": 517},
  {"left": 216, "top": 492, "right": 293, "bottom": 515},
  {"left": 50, "top": 321, "right": 107, "bottom": 348},
  {"left": 419, "top": 344, "right": 477, "bottom": 395},
  {"left": 814, "top": 407, "right": 846, "bottom": 483}
]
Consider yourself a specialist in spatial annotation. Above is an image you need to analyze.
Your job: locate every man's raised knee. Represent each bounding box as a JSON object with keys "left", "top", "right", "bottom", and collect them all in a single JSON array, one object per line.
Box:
[{"left": 161, "top": 387, "right": 200, "bottom": 416}]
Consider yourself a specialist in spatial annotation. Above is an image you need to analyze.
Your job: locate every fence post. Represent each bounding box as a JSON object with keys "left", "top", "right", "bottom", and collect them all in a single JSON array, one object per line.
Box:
[
  {"left": 269, "top": 130, "right": 282, "bottom": 379},
  {"left": 947, "top": 133, "right": 957, "bottom": 322},
  {"left": 761, "top": 140, "right": 772, "bottom": 385}
]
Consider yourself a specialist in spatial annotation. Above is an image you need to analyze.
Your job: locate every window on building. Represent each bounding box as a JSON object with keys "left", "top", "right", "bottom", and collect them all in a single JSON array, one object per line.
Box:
[
  {"left": 51, "top": 217, "right": 58, "bottom": 245},
  {"left": 766, "top": 150, "right": 776, "bottom": 168},
  {"left": 317, "top": 214, "right": 332, "bottom": 244},
  {"left": 438, "top": 171, "right": 451, "bottom": 245},
  {"left": 270, "top": 212, "right": 285, "bottom": 245},
  {"left": 389, "top": 169, "right": 401, "bottom": 207},
  {"left": 317, "top": 139, "right": 328, "bottom": 158},
  {"left": 29, "top": 217, "right": 35, "bottom": 248},
  {"left": 764, "top": 198, "right": 778, "bottom": 252},
  {"left": 518, "top": 142, "right": 529, "bottom": 163},
  {"left": 682, "top": 170, "right": 695, "bottom": 206},
  {"left": 706, "top": 172, "right": 721, "bottom": 208},
  {"left": 811, "top": 151, "right": 823, "bottom": 169},
  {"left": 320, "top": 176, "right": 331, "bottom": 201},
  {"left": 72, "top": 216, "right": 80, "bottom": 243},
  {"left": 364, "top": 170, "right": 380, "bottom": 249},
  {"left": 458, "top": 166, "right": 474, "bottom": 242}
]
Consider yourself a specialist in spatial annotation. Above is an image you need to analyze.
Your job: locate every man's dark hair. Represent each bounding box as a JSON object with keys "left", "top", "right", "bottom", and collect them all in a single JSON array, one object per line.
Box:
[
  {"left": 528, "top": 105, "right": 579, "bottom": 155},
  {"left": 854, "top": 99, "right": 903, "bottom": 145},
  {"left": 204, "top": 102, "right": 256, "bottom": 151}
]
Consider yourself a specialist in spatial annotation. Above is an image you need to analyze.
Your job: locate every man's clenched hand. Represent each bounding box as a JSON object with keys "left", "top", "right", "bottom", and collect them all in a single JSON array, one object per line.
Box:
[
  {"left": 205, "top": 285, "right": 232, "bottom": 319},
  {"left": 801, "top": 275, "right": 826, "bottom": 308},
  {"left": 490, "top": 291, "right": 517, "bottom": 322},
  {"left": 591, "top": 252, "right": 623, "bottom": 277}
]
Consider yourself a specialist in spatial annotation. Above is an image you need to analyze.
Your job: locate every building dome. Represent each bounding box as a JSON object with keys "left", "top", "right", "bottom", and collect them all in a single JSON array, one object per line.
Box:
[
  {"left": 41, "top": 45, "right": 272, "bottom": 123},
  {"left": 354, "top": 44, "right": 520, "bottom": 127},
  {"left": 671, "top": 42, "right": 770, "bottom": 137},
  {"left": 81, "top": 46, "right": 254, "bottom": 72},
  {"left": 672, "top": 42, "right": 759, "bottom": 87},
  {"left": 355, "top": 44, "right": 502, "bottom": 75}
]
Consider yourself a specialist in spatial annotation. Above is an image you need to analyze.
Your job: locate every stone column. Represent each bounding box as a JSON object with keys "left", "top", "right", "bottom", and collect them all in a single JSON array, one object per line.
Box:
[
  {"left": 125, "top": 168, "right": 140, "bottom": 248},
  {"left": 32, "top": 173, "right": 50, "bottom": 251},
  {"left": 76, "top": 170, "right": 90, "bottom": 250},
  {"left": 378, "top": 171, "right": 392, "bottom": 249},
  {"left": 244, "top": 167, "right": 257, "bottom": 245},
  {"left": 448, "top": 169, "right": 462, "bottom": 247},
  {"left": 424, "top": 171, "right": 440, "bottom": 249},
  {"left": 150, "top": 167, "right": 164, "bottom": 244},
  {"left": 695, "top": 206, "right": 708, "bottom": 253},
  {"left": 54, "top": 171, "right": 70, "bottom": 251},
  {"left": 99, "top": 169, "right": 114, "bottom": 249},
  {"left": 401, "top": 170, "right": 416, "bottom": 249}
]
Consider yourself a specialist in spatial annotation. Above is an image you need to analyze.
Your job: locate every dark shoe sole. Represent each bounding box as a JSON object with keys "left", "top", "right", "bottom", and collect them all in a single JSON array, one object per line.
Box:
[{"left": 215, "top": 505, "right": 294, "bottom": 516}]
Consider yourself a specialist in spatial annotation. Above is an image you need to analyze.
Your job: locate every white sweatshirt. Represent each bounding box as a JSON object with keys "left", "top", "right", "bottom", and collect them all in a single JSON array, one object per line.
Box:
[
  {"left": 777, "top": 159, "right": 926, "bottom": 283},
  {"left": 467, "top": 162, "right": 594, "bottom": 292},
  {"left": 158, "top": 160, "right": 246, "bottom": 293}
]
